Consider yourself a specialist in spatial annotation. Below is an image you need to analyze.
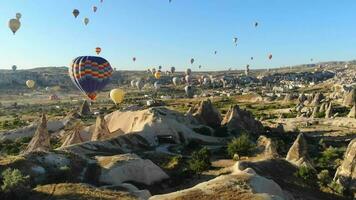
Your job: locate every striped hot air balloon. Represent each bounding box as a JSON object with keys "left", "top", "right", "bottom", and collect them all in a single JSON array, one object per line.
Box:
[{"left": 69, "top": 56, "right": 113, "bottom": 101}]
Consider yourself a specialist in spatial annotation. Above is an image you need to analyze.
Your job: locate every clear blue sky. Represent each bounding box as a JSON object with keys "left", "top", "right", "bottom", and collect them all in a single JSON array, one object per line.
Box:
[{"left": 1, "top": 0, "right": 356, "bottom": 71}]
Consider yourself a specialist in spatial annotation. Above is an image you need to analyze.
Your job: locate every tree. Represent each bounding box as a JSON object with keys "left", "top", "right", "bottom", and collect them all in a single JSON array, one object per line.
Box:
[
  {"left": 1, "top": 168, "right": 30, "bottom": 199},
  {"left": 227, "top": 133, "right": 256, "bottom": 157},
  {"left": 188, "top": 147, "right": 211, "bottom": 175},
  {"left": 317, "top": 170, "right": 331, "bottom": 188},
  {"left": 294, "top": 166, "right": 317, "bottom": 187}
]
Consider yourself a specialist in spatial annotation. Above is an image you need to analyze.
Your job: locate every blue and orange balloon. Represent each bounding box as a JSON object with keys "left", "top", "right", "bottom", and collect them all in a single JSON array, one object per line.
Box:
[{"left": 69, "top": 56, "right": 113, "bottom": 101}]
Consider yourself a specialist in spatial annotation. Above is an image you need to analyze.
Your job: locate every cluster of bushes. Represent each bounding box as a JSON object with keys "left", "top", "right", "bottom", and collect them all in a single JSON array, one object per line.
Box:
[
  {"left": 0, "top": 118, "right": 29, "bottom": 130},
  {"left": 0, "top": 137, "right": 31, "bottom": 155},
  {"left": 188, "top": 147, "right": 211, "bottom": 175},
  {"left": 0, "top": 168, "right": 30, "bottom": 200},
  {"left": 227, "top": 133, "right": 256, "bottom": 158},
  {"left": 294, "top": 166, "right": 345, "bottom": 195}
]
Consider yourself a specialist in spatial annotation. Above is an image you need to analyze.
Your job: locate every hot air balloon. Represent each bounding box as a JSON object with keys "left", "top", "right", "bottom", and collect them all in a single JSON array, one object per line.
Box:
[
  {"left": 185, "top": 75, "right": 192, "bottom": 84},
  {"left": 155, "top": 71, "right": 161, "bottom": 79},
  {"left": 190, "top": 58, "right": 195, "bottom": 65},
  {"left": 199, "top": 65, "right": 202, "bottom": 69},
  {"left": 26, "top": 80, "right": 35, "bottom": 89},
  {"left": 203, "top": 77, "right": 210, "bottom": 86},
  {"left": 172, "top": 77, "right": 179, "bottom": 86},
  {"left": 12, "top": 65, "right": 17, "bottom": 71},
  {"left": 268, "top": 54, "right": 273, "bottom": 60},
  {"left": 154, "top": 81, "right": 161, "bottom": 90},
  {"left": 170, "top": 66, "right": 175, "bottom": 74},
  {"left": 110, "top": 89, "right": 125, "bottom": 105},
  {"left": 84, "top": 18, "right": 89, "bottom": 26},
  {"left": 233, "top": 37, "right": 238, "bottom": 46},
  {"left": 151, "top": 68, "right": 156, "bottom": 75},
  {"left": 214, "top": 50, "right": 217, "bottom": 55},
  {"left": 254, "top": 22, "right": 258, "bottom": 27},
  {"left": 8, "top": 18, "right": 21, "bottom": 35},
  {"left": 69, "top": 56, "right": 113, "bottom": 101},
  {"left": 93, "top": 6, "right": 98, "bottom": 13},
  {"left": 16, "top": 13, "right": 22, "bottom": 20},
  {"left": 251, "top": 57, "right": 254, "bottom": 60},
  {"left": 136, "top": 79, "right": 144, "bottom": 90},
  {"left": 133, "top": 57, "right": 136, "bottom": 62},
  {"left": 95, "top": 47, "right": 101, "bottom": 55},
  {"left": 100, "top": 0, "right": 104, "bottom": 3},
  {"left": 185, "top": 85, "right": 194, "bottom": 98},
  {"left": 73, "top": 9, "right": 80, "bottom": 18},
  {"left": 185, "top": 68, "right": 192, "bottom": 75},
  {"left": 130, "top": 80, "right": 136, "bottom": 88}
]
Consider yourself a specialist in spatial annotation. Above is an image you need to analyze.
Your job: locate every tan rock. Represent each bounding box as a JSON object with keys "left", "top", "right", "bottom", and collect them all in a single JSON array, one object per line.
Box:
[
  {"left": 325, "top": 103, "right": 333, "bottom": 119},
  {"left": 96, "top": 153, "right": 169, "bottom": 186},
  {"left": 22, "top": 114, "right": 50, "bottom": 154},
  {"left": 343, "top": 88, "right": 356, "bottom": 107},
  {"left": 348, "top": 104, "right": 356, "bottom": 118},
  {"left": 257, "top": 136, "right": 279, "bottom": 158},
  {"left": 221, "top": 105, "right": 264, "bottom": 135},
  {"left": 61, "top": 124, "right": 84, "bottom": 147},
  {"left": 334, "top": 138, "right": 356, "bottom": 196},
  {"left": 192, "top": 99, "right": 222, "bottom": 128},
  {"left": 286, "top": 133, "right": 314, "bottom": 168},
  {"left": 91, "top": 115, "right": 111, "bottom": 141}
]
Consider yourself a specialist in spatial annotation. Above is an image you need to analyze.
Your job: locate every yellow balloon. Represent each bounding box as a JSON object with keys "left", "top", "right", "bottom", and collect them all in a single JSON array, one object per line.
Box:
[
  {"left": 110, "top": 89, "right": 125, "bottom": 104},
  {"left": 154, "top": 71, "right": 161, "bottom": 79},
  {"left": 26, "top": 80, "right": 35, "bottom": 89}
]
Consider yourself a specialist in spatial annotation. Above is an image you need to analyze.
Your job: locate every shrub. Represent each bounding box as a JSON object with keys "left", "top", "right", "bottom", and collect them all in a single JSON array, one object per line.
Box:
[
  {"left": 188, "top": 147, "right": 211, "bottom": 175},
  {"left": 294, "top": 166, "right": 317, "bottom": 187},
  {"left": 0, "top": 168, "right": 30, "bottom": 199},
  {"left": 328, "top": 181, "right": 345, "bottom": 195},
  {"left": 227, "top": 134, "right": 256, "bottom": 157},
  {"left": 317, "top": 147, "right": 341, "bottom": 169},
  {"left": 317, "top": 170, "right": 331, "bottom": 188}
]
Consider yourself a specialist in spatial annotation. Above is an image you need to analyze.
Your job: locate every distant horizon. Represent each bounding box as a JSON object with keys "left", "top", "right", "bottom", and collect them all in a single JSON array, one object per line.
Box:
[
  {"left": 0, "top": 58, "right": 352, "bottom": 72},
  {"left": 2, "top": 1, "right": 356, "bottom": 71}
]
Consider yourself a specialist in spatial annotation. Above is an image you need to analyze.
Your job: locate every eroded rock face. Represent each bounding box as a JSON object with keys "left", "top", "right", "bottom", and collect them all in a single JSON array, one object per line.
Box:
[
  {"left": 334, "top": 138, "right": 356, "bottom": 196},
  {"left": 257, "top": 136, "right": 279, "bottom": 158},
  {"left": 348, "top": 105, "right": 356, "bottom": 118},
  {"left": 221, "top": 105, "right": 264, "bottom": 135},
  {"left": 298, "top": 93, "right": 307, "bottom": 104},
  {"left": 22, "top": 114, "right": 50, "bottom": 154},
  {"left": 103, "top": 107, "right": 223, "bottom": 146},
  {"left": 96, "top": 153, "right": 169, "bottom": 186},
  {"left": 310, "top": 92, "right": 324, "bottom": 106},
  {"left": 192, "top": 99, "right": 222, "bottom": 128},
  {"left": 80, "top": 100, "right": 91, "bottom": 116},
  {"left": 343, "top": 88, "right": 356, "bottom": 107},
  {"left": 325, "top": 103, "right": 333, "bottom": 119},
  {"left": 286, "top": 133, "right": 314, "bottom": 168},
  {"left": 91, "top": 115, "right": 111, "bottom": 141},
  {"left": 61, "top": 124, "right": 84, "bottom": 147},
  {"left": 150, "top": 163, "right": 286, "bottom": 200}
]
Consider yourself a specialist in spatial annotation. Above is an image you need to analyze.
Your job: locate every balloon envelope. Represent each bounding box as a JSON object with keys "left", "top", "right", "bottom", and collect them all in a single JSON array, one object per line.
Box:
[
  {"left": 73, "top": 9, "right": 80, "bottom": 18},
  {"left": 155, "top": 71, "right": 161, "bottom": 79},
  {"left": 69, "top": 56, "right": 113, "bottom": 100},
  {"left": 9, "top": 18, "right": 21, "bottom": 34},
  {"left": 26, "top": 80, "right": 35, "bottom": 88},
  {"left": 185, "top": 68, "right": 192, "bottom": 75},
  {"left": 95, "top": 47, "right": 101, "bottom": 55},
  {"left": 84, "top": 18, "right": 89, "bottom": 25},
  {"left": 16, "top": 13, "right": 22, "bottom": 20},
  {"left": 110, "top": 89, "right": 125, "bottom": 104}
]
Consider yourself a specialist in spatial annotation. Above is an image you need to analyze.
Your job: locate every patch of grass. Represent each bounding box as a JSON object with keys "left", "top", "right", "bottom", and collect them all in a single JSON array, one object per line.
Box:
[{"left": 188, "top": 147, "right": 211, "bottom": 175}]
